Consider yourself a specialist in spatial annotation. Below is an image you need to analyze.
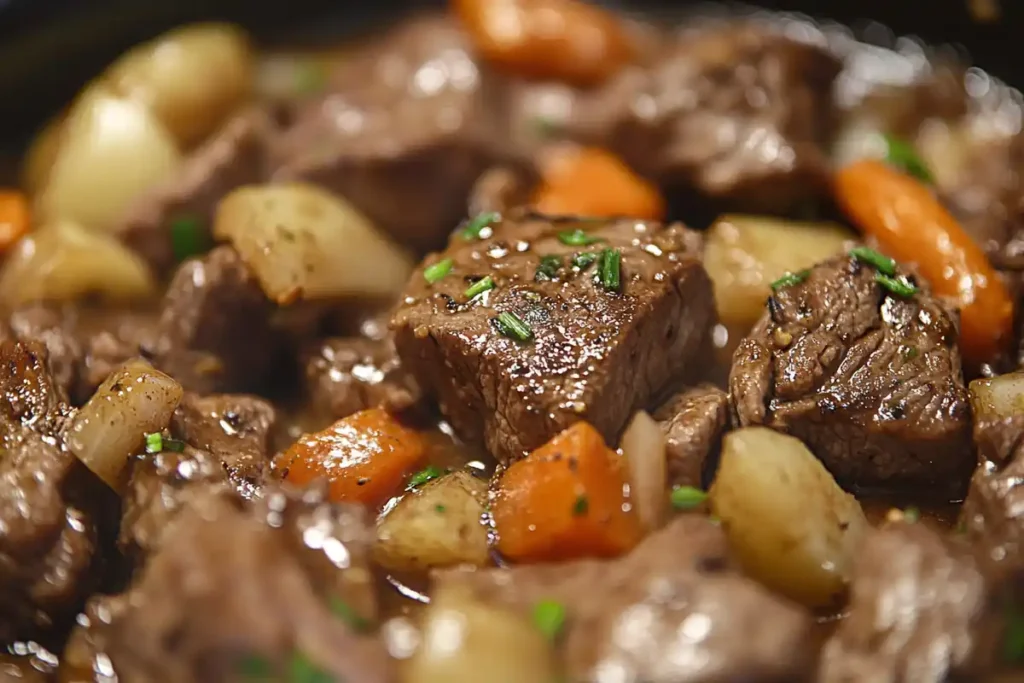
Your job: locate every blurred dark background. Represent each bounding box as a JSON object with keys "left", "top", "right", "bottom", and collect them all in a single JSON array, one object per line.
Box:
[{"left": 0, "top": 0, "right": 1019, "bottom": 145}]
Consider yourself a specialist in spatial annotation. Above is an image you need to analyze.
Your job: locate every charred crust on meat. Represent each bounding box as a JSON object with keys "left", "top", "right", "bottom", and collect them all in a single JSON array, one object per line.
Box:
[{"left": 766, "top": 295, "right": 783, "bottom": 324}]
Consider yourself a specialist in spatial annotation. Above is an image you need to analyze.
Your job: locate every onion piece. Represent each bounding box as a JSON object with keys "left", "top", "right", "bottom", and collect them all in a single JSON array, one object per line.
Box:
[
  {"left": 0, "top": 219, "right": 157, "bottom": 308},
  {"left": 620, "top": 410, "right": 667, "bottom": 531},
  {"left": 65, "top": 360, "right": 184, "bottom": 491},
  {"left": 214, "top": 183, "right": 414, "bottom": 304},
  {"left": 970, "top": 371, "right": 1024, "bottom": 422}
]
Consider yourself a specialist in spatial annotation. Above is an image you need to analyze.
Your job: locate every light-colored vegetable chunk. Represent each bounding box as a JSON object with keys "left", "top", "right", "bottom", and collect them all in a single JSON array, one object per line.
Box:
[
  {"left": 65, "top": 360, "right": 184, "bottom": 491},
  {"left": 21, "top": 114, "right": 64, "bottom": 196},
  {"left": 0, "top": 219, "right": 156, "bottom": 307},
  {"left": 620, "top": 410, "right": 667, "bottom": 531},
  {"left": 35, "top": 89, "right": 182, "bottom": 234},
  {"left": 105, "top": 23, "right": 253, "bottom": 147},
  {"left": 214, "top": 183, "right": 414, "bottom": 304},
  {"left": 969, "top": 371, "right": 1024, "bottom": 422},
  {"left": 376, "top": 470, "right": 489, "bottom": 572},
  {"left": 402, "top": 585, "right": 560, "bottom": 683},
  {"left": 704, "top": 215, "right": 855, "bottom": 333},
  {"left": 710, "top": 427, "right": 868, "bottom": 608}
]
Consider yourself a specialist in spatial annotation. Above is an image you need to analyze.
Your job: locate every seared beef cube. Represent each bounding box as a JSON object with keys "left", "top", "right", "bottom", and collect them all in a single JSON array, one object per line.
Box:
[
  {"left": 172, "top": 392, "right": 277, "bottom": 495},
  {"left": 466, "top": 165, "right": 538, "bottom": 217},
  {"left": 119, "top": 108, "right": 276, "bottom": 276},
  {"left": 436, "top": 516, "right": 813, "bottom": 682},
  {"left": 77, "top": 487, "right": 391, "bottom": 683},
  {"left": 5, "top": 304, "right": 83, "bottom": 397},
  {"left": 819, "top": 522, "right": 996, "bottom": 682},
  {"left": 730, "top": 254, "right": 972, "bottom": 494},
  {"left": 393, "top": 214, "right": 715, "bottom": 463},
  {"left": 76, "top": 309, "right": 158, "bottom": 401},
  {"left": 571, "top": 23, "right": 840, "bottom": 212},
  {"left": 120, "top": 393, "right": 277, "bottom": 557},
  {"left": 272, "top": 16, "right": 517, "bottom": 252},
  {"left": 303, "top": 337, "right": 420, "bottom": 421},
  {"left": 119, "top": 445, "right": 234, "bottom": 558},
  {"left": 150, "top": 246, "right": 276, "bottom": 394},
  {"left": 654, "top": 384, "right": 729, "bottom": 489},
  {"left": 0, "top": 341, "right": 104, "bottom": 640}
]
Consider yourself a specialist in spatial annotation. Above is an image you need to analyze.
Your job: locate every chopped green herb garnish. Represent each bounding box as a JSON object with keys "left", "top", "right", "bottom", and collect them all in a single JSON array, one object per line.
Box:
[
  {"left": 875, "top": 272, "right": 918, "bottom": 298},
  {"left": 955, "top": 518, "right": 967, "bottom": 534},
  {"left": 1005, "top": 607, "right": 1024, "bottom": 662},
  {"left": 572, "top": 494, "right": 589, "bottom": 516},
  {"left": 293, "top": 61, "right": 327, "bottom": 95},
  {"left": 464, "top": 275, "right": 495, "bottom": 299},
  {"left": 572, "top": 252, "right": 598, "bottom": 270},
  {"left": 164, "top": 438, "right": 186, "bottom": 453},
  {"left": 532, "top": 599, "right": 567, "bottom": 641},
  {"left": 435, "top": 504, "right": 446, "bottom": 513},
  {"left": 598, "top": 248, "right": 621, "bottom": 292},
  {"left": 407, "top": 465, "right": 443, "bottom": 489},
  {"left": 534, "top": 255, "right": 562, "bottom": 281},
  {"left": 494, "top": 311, "right": 534, "bottom": 342},
  {"left": 288, "top": 653, "right": 334, "bottom": 683},
  {"left": 169, "top": 215, "right": 208, "bottom": 262},
  {"left": 238, "top": 654, "right": 273, "bottom": 678},
  {"left": 850, "top": 246, "right": 897, "bottom": 276},
  {"left": 532, "top": 116, "right": 561, "bottom": 138},
  {"left": 883, "top": 134, "right": 934, "bottom": 184},
  {"left": 461, "top": 212, "right": 500, "bottom": 240},
  {"left": 423, "top": 258, "right": 454, "bottom": 284},
  {"left": 558, "top": 229, "right": 604, "bottom": 247},
  {"left": 902, "top": 506, "right": 921, "bottom": 523},
  {"left": 671, "top": 485, "right": 708, "bottom": 510},
  {"left": 145, "top": 432, "right": 163, "bottom": 454},
  {"left": 902, "top": 346, "right": 920, "bottom": 361},
  {"left": 330, "top": 597, "right": 371, "bottom": 633},
  {"left": 770, "top": 270, "right": 810, "bottom": 291}
]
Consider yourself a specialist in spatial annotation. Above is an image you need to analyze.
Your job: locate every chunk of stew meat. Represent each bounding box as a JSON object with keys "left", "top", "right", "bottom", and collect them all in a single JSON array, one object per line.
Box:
[
  {"left": 434, "top": 515, "right": 814, "bottom": 682},
  {"left": 729, "top": 253, "right": 973, "bottom": 495},
  {"left": 392, "top": 213, "right": 716, "bottom": 464},
  {"left": 64, "top": 486, "right": 391, "bottom": 683}
]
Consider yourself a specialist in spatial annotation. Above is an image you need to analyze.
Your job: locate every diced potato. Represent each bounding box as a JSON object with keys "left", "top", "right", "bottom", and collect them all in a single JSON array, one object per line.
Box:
[
  {"left": 402, "top": 585, "right": 560, "bottom": 683},
  {"left": 375, "top": 471, "right": 489, "bottom": 572},
  {"left": 214, "top": 183, "right": 414, "bottom": 304},
  {"left": 65, "top": 360, "right": 184, "bottom": 490},
  {"left": 710, "top": 427, "right": 868, "bottom": 608},
  {"left": 969, "top": 371, "right": 1024, "bottom": 422},
  {"left": 35, "top": 89, "right": 182, "bottom": 234},
  {"left": 105, "top": 23, "right": 253, "bottom": 147},
  {"left": 0, "top": 219, "right": 156, "bottom": 307},
  {"left": 704, "top": 215, "right": 855, "bottom": 333}
]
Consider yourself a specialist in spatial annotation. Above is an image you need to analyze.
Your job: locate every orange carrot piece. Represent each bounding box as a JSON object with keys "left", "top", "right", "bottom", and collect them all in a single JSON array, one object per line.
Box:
[
  {"left": 0, "top": 191, "right": 30, "bottom": 253},
  {"left": 532, "top": 145, "right": 665, "bottom": 220},
  {"left": 278, "top": 408, "right": 427, "bottom": 508},
  {"left": 493, "top": 421, "right": 643, "bottom": 563},
  {"left": 834, "top": 159, "right": 1013, "bottom": 365},
  {"left": 452, "top": 0, "right": 633, "bottom": 87}
]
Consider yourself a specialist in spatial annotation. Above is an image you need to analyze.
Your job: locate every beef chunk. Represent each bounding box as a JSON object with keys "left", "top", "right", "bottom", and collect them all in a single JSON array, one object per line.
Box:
[
  {"left": 119, "top": 108, "right": 276, "bottom": 276},
  {"left": 571, "top": 22, "right": 840, "bottom": 211},
  {"left": 393, "top": 214, "right": 715, "bottom": 463},
  {"left": 171, "top": 392, "right": 277, "bottom": 494},
  {"left": 0, "top": 341, "right": 105, "bottom": 640},
  {"left": 303, "top": 337, "right": 420, "bottom": 421},
  {"left": 654, "top": 384, "right": 729, "bottom": 489},
  {"left": 120, "top": 393, "right": 276, "bottom": 557},
  {"left": 272, "top": 16, "right": 517, "bottom": 252},
  {"left": 819, "top": 522, "right": 997, "bottom": 682},
  {"left": 5, "top": 304, "right": 83, "bottom": 397},
  {"left": 436, "top": 516, "right": 813, "bottom": 682},
  {"left": 150, "top": 246, "right": 276, "bottom": 394},
  {"left": 466, "top": 165, "right": 538, "bottom": 216},
  {"left": 75, "top": 487, "right": 390, "bottom": 683},
  {"left": 730, "top": 254, "right": 972, "bottom": 494}
]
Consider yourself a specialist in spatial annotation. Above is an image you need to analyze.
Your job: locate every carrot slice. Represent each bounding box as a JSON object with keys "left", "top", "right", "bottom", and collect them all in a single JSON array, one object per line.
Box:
[
  {"left": 0, "top": 190, "right": 30, "bottom": 253},
  {"left": 834, "top": 159, "right": 1013, "bottom": 366},
  {"left": 493, "top": 421, "right": 643, "bottom": 563},
  {"left": 452, "top": 0, "right": 633, "bottom": 86},
  {"left": 532, "top": 145, "right": 665, "bottom": 220},
  {"left": 277, "top": 408, "right": 427, "bottom": 508}
]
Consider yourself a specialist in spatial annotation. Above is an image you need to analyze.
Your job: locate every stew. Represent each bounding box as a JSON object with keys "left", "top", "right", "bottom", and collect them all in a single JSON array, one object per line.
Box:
[{"left": 2, "top": 1, "right": 1024, "bottom": 681}]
